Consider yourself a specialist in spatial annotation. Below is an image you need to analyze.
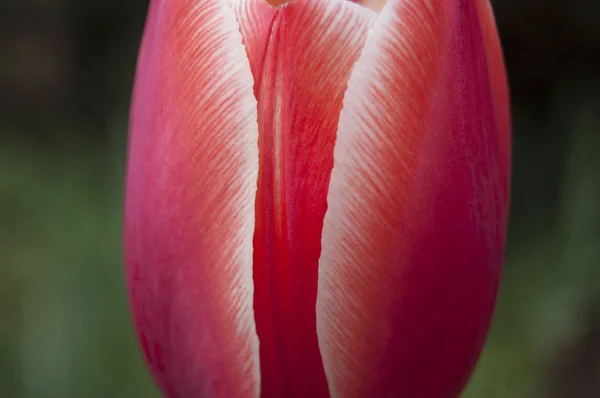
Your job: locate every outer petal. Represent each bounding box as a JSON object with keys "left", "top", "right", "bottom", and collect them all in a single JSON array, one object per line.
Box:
[
  {"left": 124, "top": 1, "right": 260, "bottom": 397},
  {"left": 229, "top": 0, "right": 377, "bottom": 397},
  {"left": 317, "top": 0, "right": 510, "bottom": 397}
]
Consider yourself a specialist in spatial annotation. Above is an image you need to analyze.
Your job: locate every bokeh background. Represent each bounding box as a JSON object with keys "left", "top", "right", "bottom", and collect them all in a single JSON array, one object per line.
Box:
[{"left": 1, "top": 0, "right": 599, "bottom": 397}]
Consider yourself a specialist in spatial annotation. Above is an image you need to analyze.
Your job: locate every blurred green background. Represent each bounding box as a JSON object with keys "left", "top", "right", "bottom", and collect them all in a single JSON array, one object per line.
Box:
[{"left": 1, "top": 0, "right": 599, "bottom": 397}]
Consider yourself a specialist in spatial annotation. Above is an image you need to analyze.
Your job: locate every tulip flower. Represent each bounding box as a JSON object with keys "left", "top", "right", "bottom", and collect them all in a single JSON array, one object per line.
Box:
[{"left": 124, "top": 0, "right": 510, "bottom": 396}]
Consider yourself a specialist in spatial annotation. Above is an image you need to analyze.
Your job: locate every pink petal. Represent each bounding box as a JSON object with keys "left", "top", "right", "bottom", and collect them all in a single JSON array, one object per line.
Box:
[
  {"left": 317, "top": 0, "right": 511, "bottom": 396},
  {"left": 124, "top": 0, "right": 261, "bottom": 396},
  {"left": 230, "top": 0, "right": 376, "bottom": 397}
]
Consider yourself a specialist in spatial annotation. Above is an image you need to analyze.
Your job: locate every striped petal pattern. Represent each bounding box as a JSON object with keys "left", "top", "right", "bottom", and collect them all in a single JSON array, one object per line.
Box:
[
  {"left": 125, "top": 0, "right": 510, "bottom": 397},
  {"left": 317, "top": 0, "right": 510, "bottom": 396},
  {"left": 125, "top": 0, "right": 260, "bottom": 397},
  {"left": 231, "top": 1, "right": 376, "bottom": 396}
]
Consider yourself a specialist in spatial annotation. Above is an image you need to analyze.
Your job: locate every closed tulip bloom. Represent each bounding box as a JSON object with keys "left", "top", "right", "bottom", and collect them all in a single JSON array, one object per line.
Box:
[{"left": 124, "top": 0, "right": 511, "bottom": 396}]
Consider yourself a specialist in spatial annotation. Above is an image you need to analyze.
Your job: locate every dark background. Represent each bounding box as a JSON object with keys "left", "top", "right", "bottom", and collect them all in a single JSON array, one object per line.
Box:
[{"left": 1, "top": 0, "right": 599, "bottom": 397}]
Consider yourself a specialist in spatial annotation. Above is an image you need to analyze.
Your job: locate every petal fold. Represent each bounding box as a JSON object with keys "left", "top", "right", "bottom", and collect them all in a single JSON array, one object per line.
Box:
[
  {"left": 124, "top": 0, "right": 260, "bottom": 397},
  {"left": 317, "top": 0, "right": 511, "bottom": 396},
  {"left": 230, "top": 0, "right": 377, "bottom": 396}
]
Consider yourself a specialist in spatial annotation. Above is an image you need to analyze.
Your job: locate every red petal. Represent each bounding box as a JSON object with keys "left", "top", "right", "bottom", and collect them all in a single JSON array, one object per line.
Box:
[
  {"left": 230, "top": 0, "right": 376, "bottom": 397},
  {"left": 124, "top": 1, "right": 261, "bottom": 397},
  {"left": 317, "top": 0, "right": 511, "bottom": 396}
]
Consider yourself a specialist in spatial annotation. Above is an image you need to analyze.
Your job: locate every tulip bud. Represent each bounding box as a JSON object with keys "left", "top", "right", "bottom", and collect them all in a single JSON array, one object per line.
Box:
[{"left": 124, "top": 0, "right": 510, "bottom": 397}]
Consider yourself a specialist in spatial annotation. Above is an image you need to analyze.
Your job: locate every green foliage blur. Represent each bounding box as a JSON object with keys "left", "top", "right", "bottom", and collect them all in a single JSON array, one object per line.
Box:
[{"left": 1, "top": 0, "right": 599, "bottom": 397}]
